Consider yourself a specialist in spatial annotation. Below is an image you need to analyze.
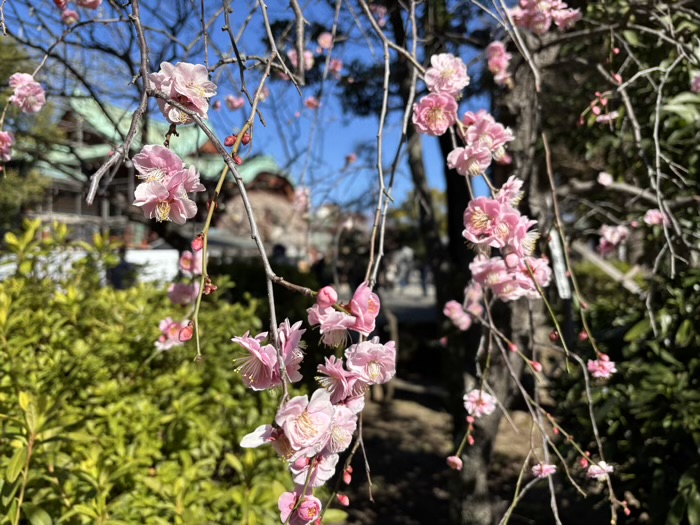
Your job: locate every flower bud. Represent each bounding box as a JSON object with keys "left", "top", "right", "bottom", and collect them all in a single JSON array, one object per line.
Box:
[
  {"left": 549, "top": 330, "right": 560, "bottom": 343},
  {"left": 233, "top": 155, "right": 243, "bottom": 165},
  {"left": 61, "top": 9, "right": 79, "bottom": 25},
  {"left": 446, "top": 456, "right": 463, "bottom": 471},
  {"left": 192, "top": 234, "right": 204, "bottom": 252},
  {"left": 530, "top": 361, "right": 543, "bottom": 372},
  {"left": 317, "top": 286, "right": 338, "bottom": 309},
  {"left": 241, "top": 133, "right": 251, "bottom": 145},
  {"left": 179, "top": 324, "right": 194, "bottom": 342},
  {"left": 336, "top": 494, "right": 350, "bottom": 507},
  {"left": 578, "top": 331, "right": 588, "bottom": 342},
  {"left": 224, "top": 135, "right": 236, "bottom": 147}
]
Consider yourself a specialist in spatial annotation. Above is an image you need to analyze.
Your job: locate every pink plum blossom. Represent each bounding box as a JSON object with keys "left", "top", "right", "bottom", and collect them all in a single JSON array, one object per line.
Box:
[
  {"left": 463, "top": 389, "right": 497, "bottom": 418},
  {"left": 510, "top": 0, "right": 581, "bottom": 35},
  {"left": 323, "top": 405, "right": 358, "bottom": 454},
  {"left": 486, "top": 42, "right": 512, "bottom": 86},
  {"left": 226, "top": 95, "right": 245, "bottom": 110},
  {"left": 178, "top": 250, "right": 203, "bottom": 277},
  {"left": 132, "top": 146, "right": 204, "bottom": 224},
  {"left": 447, "top": 144, "right": 493, "bottom": 177},
  {"left": 288, "top": 49, "right": 315, "bottom": 71},
  {"left": 692, "top": 74, "right": 700, "bottom": 94},
  {"left": 307, "top": 304, "right": 355, "bottom": 347},
  {"left": 412, "top": 93, "right": 458, "bottom": 136},
  {"left": 289, "top": 453, "right": 339, "bottom": 488},
  {"left": 8, "top": 73, "right": 46, "bottom": 113},
  {"left": 532, "top": 463, "right": 557, "bottom": 478},
  {"left": 328, "top": 58, "right": 343, "bottom": 79},
  {"left": 349, "top": 281, "right": 381, "bottom": 335},
  {"left": 167, "top": 282, "right": 199, "bottom": 305},
  {"left": 345, "top": 337, "right": 396, "bottom": 385},
  {"left": 317, "top": 32, "right": 334, "bottom": 50},
  {"left": 155, "top": 317, "right": 188, "bottom": 351},
  {"left": 278, "top": 319, "right": 306, "bottom": 383},
  {"left": 598, "top": 224, "right": 629, "bottom": 255},
  {"left": 0, "top": 131, "right": 13, "bottom": 162},
  {"left": 278, "top": 491, "right": 323, "bottom": 525},
  {"left": 133, "top": 178, "right": 197, "bottom": 224},
  {"left": 233, "top": 331, "right": 279, "bottom": 391},
  {"left": 469, "top": 255, "right": 551, "bottom": 302},
  {"left": 316, "top": 356, "right": 358, "bottom": 404},
  {"left": 587, "top": 354, "right": 617, "bottom": 379},
  {"left": 369, "top": 4, "right": 388, "bottom": 27},
  {"left": 149, "top": 62, "right": 217, "bottom": 124},
  {"left": 462, "top": 197, "right": 517, "bottom": 248},
  {"left": 643, "top": 209, "right": 669, "bottom": 226},
  {"left": 424, "top": 53, "right": 470, "bottom": 96},
  {"left": 275, "top": 389, "right": 334, "bottom": 455},
  {"left": 133, "top": 144, "right": 184, "bottom": 182},
  {"left": 240, "top": 424, "right": 296, "bottom": 460},
  {"left": 597, "top": 171, "right": 613, "bottom": 186},
  {"left": 587, "top": 461, "right": 614, "bottom": 480},
  {"left": 496, "top": 176, "right": 525, "bottom": 207},
  {"left": 317, "top": 286, "right": 338, "bottom": 309},
  {"left": 464, "top": 114, "right": 514, "bottom": 160},
  {"left": 304, "top": 96, "right": 320, "bottom": 110},
  {"left": 444, "top": 300, "right": 472, "bottom": 331},
  {"left": 447, "top": 456, "right": 463, "bottom": 471},
  {"left": 61, "top": 9, "right": 79, "bottom": 25}
]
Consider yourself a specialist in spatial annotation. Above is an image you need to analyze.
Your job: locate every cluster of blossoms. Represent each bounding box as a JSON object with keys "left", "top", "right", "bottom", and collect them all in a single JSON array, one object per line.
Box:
[
  {"left": 461, "top": 176, "right": 552, "bottom": 301},
  {"left": 282, "top": 39, "right": 343, "bottom": 83},
  {"left": 412, "top": 53, "right": 469, "bottom": 137},
  {"left": 238, "top": 282, "right": 395, "bottom": 523},
  {"left": 156, "top": 249, "right": 206, "bottom": 348},
  {"left": 149, "top": 62, "right": 217, "bottom": 124},
  {"left": 598, "top": 224, "right": 629, "bottom": 256},
  {"left": 225, "top": 95, "right": 245, "bottom": 110},
  {"left": 443, "top": 282, "right": 483, "bottom": 331},
  {"left": 448, "top": 110, "right": 514, "bottom": 177},
  {"left": 1, "top": 71, "right": 47, "bottom": 165},
  {"left": 132, "top": 144, "right": 206, "bottom": 224},
  {"left": 486, "top": 42, "right": 512, "bottom": 87},
  {"left": 510, "top": 0, "right": 581, "bottom": 35},
  {"left": 8, "top": 73, "right": 46, "bottom": 114},
  {"left": 463, "top": 389, "right": 497, "bottom": 419},
  {"left": 587, "top": 353, "right": 617, "bottom": 379},
  {"left": 54, "top": 0, "right": 102, "bottom": 25}
]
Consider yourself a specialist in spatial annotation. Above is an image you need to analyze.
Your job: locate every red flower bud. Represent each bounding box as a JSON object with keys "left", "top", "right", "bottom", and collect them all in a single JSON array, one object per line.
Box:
[
  {"left": 578, "top": 331, "right": 588, "bottom": 342},
  {"left": 192, "top": 234, "right": 204, "bottom": 252},
  {"left": 179, "top": 324, "right": 194, "bottom": 342},
  {"left": 224, "top": 135, "right": 236, "bottom": 147},
  {"left": 233, "top": 155, "right": 243, "bottom": 165},
  {"left": 241, "top": 133, "right": 251, "bottom": 145},
  {"left": 336, "top": 494, "right": 350, "bottom": 507},
  {"left": 549, "top": 330, "right": 560, "bottom": 343}
]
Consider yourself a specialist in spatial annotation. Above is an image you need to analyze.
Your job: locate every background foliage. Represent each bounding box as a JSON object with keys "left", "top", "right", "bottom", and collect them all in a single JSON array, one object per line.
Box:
[{"left": 0, "top": 221, "right": 289, "bottom": 525}]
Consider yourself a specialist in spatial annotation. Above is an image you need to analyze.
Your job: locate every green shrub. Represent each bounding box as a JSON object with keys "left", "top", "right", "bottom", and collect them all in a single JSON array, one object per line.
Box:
[
  {"left": 0, "top": 221, "right": 288, "bottom": 524},
  {"left": 553, "top": 267, "right": 700, "bottom": 524}
]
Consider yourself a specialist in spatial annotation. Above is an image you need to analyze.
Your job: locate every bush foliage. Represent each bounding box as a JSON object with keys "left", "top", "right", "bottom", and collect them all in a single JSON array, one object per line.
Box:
[{"left": 0, "top": 221, "right": 289, "bottom": 525}]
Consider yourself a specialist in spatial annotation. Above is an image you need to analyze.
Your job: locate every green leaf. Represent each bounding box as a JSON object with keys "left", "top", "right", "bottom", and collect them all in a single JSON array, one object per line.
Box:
[
  {"left": 622, "top": 30, "right": 640, "bottom": 46},
  {"left": 625, "top": 319, "right": 651, "bottom": 342},
  {"left": 22, "top": 503, "right": 52, "bottom": 525},
  {"left": 6, "top": 447, "right": 27, "bottom": 483},
  {"left": 676, "top": 319, "right": 695, "bottom": 347},
  {"left": 688, "top": 485, "right": 700, "bottom": 525}
]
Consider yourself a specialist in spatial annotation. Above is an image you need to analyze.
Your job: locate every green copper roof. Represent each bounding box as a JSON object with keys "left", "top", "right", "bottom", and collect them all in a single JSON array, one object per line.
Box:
[{"left": 39, "top": 98, "right": 291, "bottom": 188}]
